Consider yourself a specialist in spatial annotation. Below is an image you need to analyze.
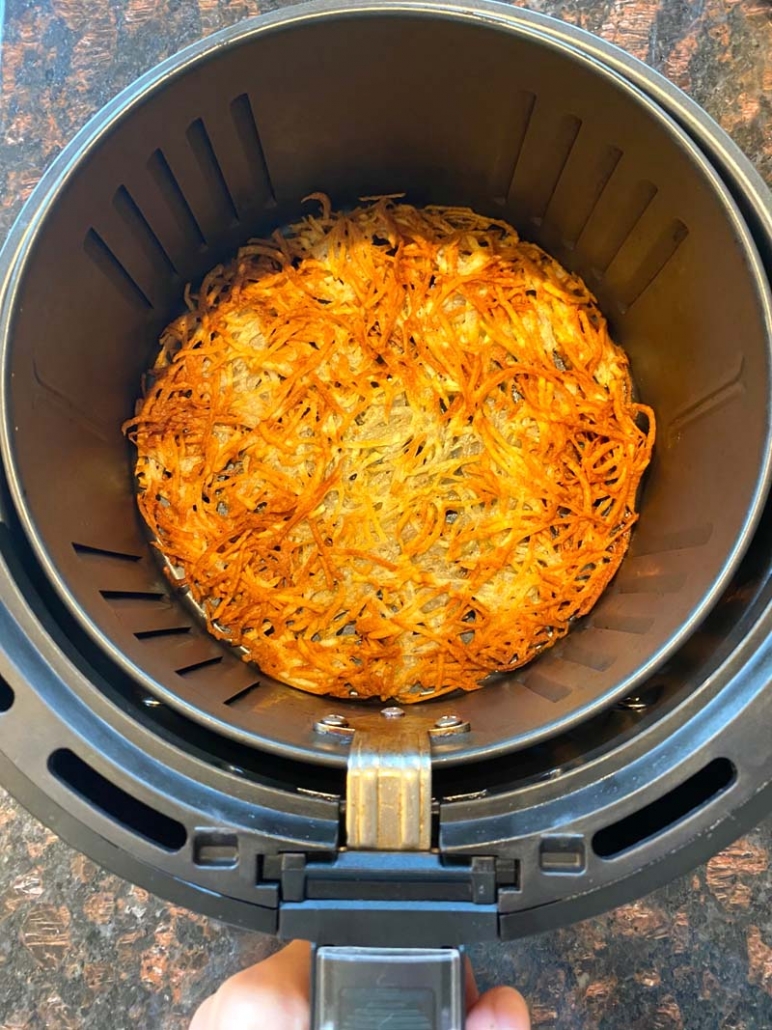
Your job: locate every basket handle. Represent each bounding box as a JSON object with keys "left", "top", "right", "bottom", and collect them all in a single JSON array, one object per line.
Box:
[{"left": 311, "top": 945, "right": 464, "bottom": 1030}]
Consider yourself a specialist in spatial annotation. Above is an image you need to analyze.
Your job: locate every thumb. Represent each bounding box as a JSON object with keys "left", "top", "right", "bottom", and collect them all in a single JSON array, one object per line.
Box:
[
  {"left": 189, "top": 940, "right": 311, "bottom": 1029},
  {"left": 466, "top": 985, "right": 531, "bottom": 1030}
]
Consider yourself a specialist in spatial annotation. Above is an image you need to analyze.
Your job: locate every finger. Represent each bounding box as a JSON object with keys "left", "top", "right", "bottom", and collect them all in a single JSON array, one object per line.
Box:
[
  {"left": 466, "top": 985, "right": 531, "bottom": 1030},
  {"left": 225, "top": 939, "right": 312, "bottom": 1002},
  {"left": 188, "top": 994, "right": 214, "bottom": 1030},
  {"left": 194, "top": 940, "right": 312, "bottom": 1030},
  {"left": 464, "top": 955, "right": 480, "bottom": 1012}
]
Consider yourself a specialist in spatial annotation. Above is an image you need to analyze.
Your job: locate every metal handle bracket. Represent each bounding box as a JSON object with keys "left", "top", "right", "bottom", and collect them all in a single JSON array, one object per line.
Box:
[{"left": 346, "top": 720, "right": 432, "bottom": 851}]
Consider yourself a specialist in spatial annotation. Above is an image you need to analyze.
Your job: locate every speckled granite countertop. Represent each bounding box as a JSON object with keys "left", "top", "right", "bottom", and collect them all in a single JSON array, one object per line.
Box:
[{"left": 2, "top": 0, "right": 772, "bottom": 1027}]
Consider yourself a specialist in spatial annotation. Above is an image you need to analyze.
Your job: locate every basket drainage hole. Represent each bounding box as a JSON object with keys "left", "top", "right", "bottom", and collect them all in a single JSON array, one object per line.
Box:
[
  {"left": 592, "top": 757, "right": 735, "bottom": 859},
  {"left": 49, "top": 749, "right": 187, "bottom": 851},
  {"left": 0, "top": 676, "right": 14, "bottom": 712}
]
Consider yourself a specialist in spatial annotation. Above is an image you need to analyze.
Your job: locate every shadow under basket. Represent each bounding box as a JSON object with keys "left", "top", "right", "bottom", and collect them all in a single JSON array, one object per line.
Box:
[{"left": 2, "top": 7, "right": 771, "bottom": 768}]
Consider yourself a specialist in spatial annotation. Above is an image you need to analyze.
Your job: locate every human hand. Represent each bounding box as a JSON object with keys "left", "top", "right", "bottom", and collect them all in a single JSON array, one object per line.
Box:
[{"left": 190, "top": 940, "right": 530, "bottom": 1029}]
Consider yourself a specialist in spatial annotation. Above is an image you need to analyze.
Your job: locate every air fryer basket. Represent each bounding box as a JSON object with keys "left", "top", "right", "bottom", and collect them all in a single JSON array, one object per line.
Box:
[
  {"left": 1, "top": 4, "right": 770, "bottom": 767},
  {"left": 2, "top": 0, "right": 772, "bottom": 947}
]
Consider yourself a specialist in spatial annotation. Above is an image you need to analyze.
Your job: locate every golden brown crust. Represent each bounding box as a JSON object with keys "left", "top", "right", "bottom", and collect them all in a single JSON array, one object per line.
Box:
[{"left": 124, "top": 196, "right": 655, "bottom": 703}]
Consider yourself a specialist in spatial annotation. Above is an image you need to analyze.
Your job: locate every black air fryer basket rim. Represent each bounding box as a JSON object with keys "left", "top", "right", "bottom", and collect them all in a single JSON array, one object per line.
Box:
[
  {"left": 2, "top": 0, "right": 772, "bottom": 767},
  {"left": 0, "top": 0, "right": 771, "bottom": 943}
]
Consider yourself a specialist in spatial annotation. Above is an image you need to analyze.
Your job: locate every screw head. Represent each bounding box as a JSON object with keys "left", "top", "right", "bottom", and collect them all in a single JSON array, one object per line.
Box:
[
  {"left": 617, "top": 693, "right": 651, "bottom": 712},
  {"left": 381, "top": 706, "right": 405, "bottom": 719},
  {"left": 435, "top": 714, "right": 463, "bottom": 729},
  {"left": 320, "top": 713, "right": 349, "bottom": 728},
  {"left": 430, "top": 713, "right": 471, "bottom": 738}
]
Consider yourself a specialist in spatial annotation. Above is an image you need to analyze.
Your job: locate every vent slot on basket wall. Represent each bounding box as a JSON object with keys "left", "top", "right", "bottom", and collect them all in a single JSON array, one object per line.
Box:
[
  {"left": 134, "top": 626, "right": 191, "bottom": 641},
  {"left": 592, "top": 757, "right": 736, "bottom": 858},
  {"left": 229, "top": 92, "right": 276, "bottom": 204},
  {"left": 49, "top": 748, "right": 187, "bottom": 851},
  {"left": 112, "top": 185, "right": 179, "bottom": 279},
  {"left": 186, "top": 118, "right": 240, "bottom": 226},
  {"left": 73, "top": 542, "right": 143, "bottom": 563},
  {"left": 0, "top": 676, "right": 14, "bottom": 712},
  {"left": 176, "top": 656, "right": 223, "bottom": 677},
  {"left": 147, "top": 148, "right": 206, "bottom": 248},
  {"left": 83, "top": 229, "right": 153, "bottom": 310}
]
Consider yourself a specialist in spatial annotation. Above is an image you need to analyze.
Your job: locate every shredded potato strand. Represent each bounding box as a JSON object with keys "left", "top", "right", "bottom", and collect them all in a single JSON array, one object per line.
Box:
[{"left": 124, "top": 198, "right": 655, "bottom": 703}]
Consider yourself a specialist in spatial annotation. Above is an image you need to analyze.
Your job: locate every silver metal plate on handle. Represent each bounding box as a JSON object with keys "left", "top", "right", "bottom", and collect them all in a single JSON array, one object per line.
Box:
[{"left": 346, "top": 721, "right": 432, "bottom": 850}]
